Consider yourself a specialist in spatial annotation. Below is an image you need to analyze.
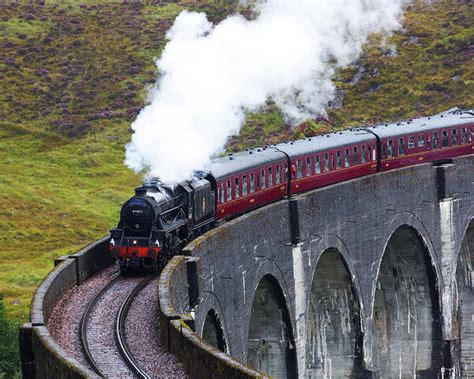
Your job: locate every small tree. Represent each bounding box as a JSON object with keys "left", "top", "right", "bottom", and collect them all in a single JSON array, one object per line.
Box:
[{"left": 0, "top": 296, "right": 19, "bottom": 379}]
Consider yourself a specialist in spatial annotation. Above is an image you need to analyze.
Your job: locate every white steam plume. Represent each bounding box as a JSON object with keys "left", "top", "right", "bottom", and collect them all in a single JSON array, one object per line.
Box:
[{"left": 125, "top": 0, "right": 408, "bottom": 183}]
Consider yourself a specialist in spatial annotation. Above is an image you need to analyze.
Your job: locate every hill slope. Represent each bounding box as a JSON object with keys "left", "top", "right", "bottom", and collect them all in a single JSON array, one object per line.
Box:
[{"left": 0, "top": 0, "right": 472, "bottom": 324}]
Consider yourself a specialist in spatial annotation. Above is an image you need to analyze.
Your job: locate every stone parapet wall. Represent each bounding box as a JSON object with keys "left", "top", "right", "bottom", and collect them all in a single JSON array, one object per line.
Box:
[{"left": 19, "top": 237, "right": 111, "bottom": 379}]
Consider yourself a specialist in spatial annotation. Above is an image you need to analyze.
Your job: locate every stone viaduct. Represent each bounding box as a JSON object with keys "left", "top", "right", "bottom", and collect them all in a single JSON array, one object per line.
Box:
[{"left": 173, "top": 155, "right": 474, "bottom": 378}]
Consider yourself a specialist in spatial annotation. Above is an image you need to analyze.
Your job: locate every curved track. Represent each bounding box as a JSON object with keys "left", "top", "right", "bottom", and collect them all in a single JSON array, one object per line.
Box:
[
  {"left": 80, "top": 274, "right": 153, "bottom": 378},
  {"left": 115, "top": 278, "right": 153, "bottom": 379}
]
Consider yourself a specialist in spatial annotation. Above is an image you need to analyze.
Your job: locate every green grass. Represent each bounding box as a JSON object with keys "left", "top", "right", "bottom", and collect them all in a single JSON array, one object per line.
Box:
[{"left": 0, "top": 120, "right": 141, "bottom": 320}]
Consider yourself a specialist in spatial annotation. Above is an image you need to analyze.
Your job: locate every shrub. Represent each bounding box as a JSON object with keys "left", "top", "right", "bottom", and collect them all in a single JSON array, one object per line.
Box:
[{"left": 0, "top": 296, "right": 20, "bottom": 379}]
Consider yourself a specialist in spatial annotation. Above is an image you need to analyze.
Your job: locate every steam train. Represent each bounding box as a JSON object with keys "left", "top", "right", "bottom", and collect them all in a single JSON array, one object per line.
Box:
[{"left": 109, "top": 108, "right": 474, "bottom": 273}]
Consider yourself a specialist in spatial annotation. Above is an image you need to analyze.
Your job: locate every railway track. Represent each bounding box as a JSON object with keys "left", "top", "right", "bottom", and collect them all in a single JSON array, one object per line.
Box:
[{"left": 79, "top": 274, "right": 153, "bottom": 378}]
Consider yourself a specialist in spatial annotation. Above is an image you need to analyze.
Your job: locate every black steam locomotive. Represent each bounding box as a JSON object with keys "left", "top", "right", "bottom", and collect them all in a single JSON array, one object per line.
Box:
[{"left": 109, "top": 175, "right": 216, "bottom": 273}]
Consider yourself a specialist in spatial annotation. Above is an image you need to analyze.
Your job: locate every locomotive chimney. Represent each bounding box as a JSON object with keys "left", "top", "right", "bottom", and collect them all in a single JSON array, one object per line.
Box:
[{"left": 135, "top": 187, "right": 147, "bottom": 196}]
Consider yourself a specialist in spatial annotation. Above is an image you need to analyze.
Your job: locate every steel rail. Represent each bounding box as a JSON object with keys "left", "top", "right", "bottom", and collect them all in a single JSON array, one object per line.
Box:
[
  {"left": 115, "top": 276, "right": 154, "bottom": 379},
  {"left": 79, "top": 272, "right": 120, "bottom": 377}
]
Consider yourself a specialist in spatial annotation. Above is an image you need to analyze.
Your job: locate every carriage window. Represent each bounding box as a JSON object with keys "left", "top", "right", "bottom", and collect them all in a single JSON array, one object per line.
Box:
[
  {"left": 442, "top": 131, "right": 448, "bottom": 147},
  {"left": 315, "top": 156, "right": 321, "bottom": 174},
  {"left": 452, "top": 129, "right": 458, "bottom": 145},
  {"left": 345, "top": 149, "right": 350, "bottom": 167},
  {"left": 353, "top": 147, "right": 359, "bottom": 165},
  {"left": 361, "top": 146, "right": 366, "bottom": 163},
  {"left": 268, "top": 167, "right": 273, "bottom": 187},
  {"left": 250, "top": 173, "right": 255, "bottom": 193},
  {"left": 462, "top": 128, "right": 467, "bottom": 143},
  {"left": 433, "top": 132, "right": 439, "bottom": 148},
  {"left": 418, "top": 136, "right": 425, "bottom": 147},
  {"left": 408, "top": 137, "right": 415, "bottom": 149},
  {"left": 368, "top": 146, "right": 372, "bottom": 161},
  {"left": 276, "top": 165, "right": 281, "bottom": 184},
  {"left": 398, "top": 138, "right": 405, "bottom": 156},
  {"left": 336, "top": 151, "right": 342, "bottom": 168},
  {"left": 470, "top": 128, "right": 473, "bottom": 142},
  {"left": 242, "top": 175, "right": 248, "bottom": 195},
  {"left": 261, "top": 169, "right": 266, "bottom": 189},
  {"left": 226, "top": 180, "right": 232, "bottom": 201},
  {"left": 306, "top": 157, "right": 312, "bottom": 176},
  {"left": 234, "top": 177, "right": 240, "bottom": 199},
  {"left": 387, "top": 140, "right": 394, "bottom": 158},
  {"left": 296, "top": 160, "right": 303, "bottom": 178},
  {"left": 219, "top": 183, "right": 225, "bottom": 203},
  {"left": 324, "top": 154, "right": 329, "bottom": 172}
]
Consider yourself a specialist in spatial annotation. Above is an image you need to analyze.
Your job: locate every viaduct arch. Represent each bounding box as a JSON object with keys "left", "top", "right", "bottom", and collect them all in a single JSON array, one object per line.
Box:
[{"left": 181, "top": 156, "right": 473, "bottom": 377}]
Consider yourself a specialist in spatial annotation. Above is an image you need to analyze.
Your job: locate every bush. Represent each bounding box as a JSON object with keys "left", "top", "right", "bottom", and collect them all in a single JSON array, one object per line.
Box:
[{"left": 0, "top": 296, "right": 20, "bottom": 379}]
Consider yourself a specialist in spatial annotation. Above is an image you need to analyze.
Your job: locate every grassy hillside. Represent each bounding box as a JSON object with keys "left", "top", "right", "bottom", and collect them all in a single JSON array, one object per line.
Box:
[
  {"left": 0, "top": 1, "right": 472, "bottom": 374},
  {"left": 0, "top": 1, "right": 239, "bottom": 322}
]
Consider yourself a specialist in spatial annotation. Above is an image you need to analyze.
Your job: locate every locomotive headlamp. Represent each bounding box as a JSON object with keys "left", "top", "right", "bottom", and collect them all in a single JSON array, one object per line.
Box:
[{"left": 132, "top": 240, "right": 137, "bottom": 245}]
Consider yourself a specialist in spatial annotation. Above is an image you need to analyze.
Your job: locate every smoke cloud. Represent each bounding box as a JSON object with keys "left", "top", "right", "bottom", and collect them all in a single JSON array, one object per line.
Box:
[{"left": 125, "top": 0, "right": 408, "bottom": 183}]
